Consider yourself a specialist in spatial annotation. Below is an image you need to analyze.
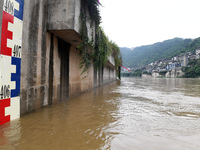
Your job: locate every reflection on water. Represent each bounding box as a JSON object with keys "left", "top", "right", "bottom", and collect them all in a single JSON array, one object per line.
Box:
[{"left": 0, "top": 78, "right": 200, "bottom": 150}]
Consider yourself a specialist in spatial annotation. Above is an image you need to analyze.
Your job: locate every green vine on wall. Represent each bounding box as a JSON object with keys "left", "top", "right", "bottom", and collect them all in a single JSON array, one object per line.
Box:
[
  {"left": 110, "top": 41, "right": 122, "bottom": 76},
  {"left": 78, "top": 0, "right": 100, "bottom": 75},
  {"left": 94, "top": 28, "right": 111, "bottom": 70},
  {"left": 78, "top": 0, "right": 122, "bottom": 76}
]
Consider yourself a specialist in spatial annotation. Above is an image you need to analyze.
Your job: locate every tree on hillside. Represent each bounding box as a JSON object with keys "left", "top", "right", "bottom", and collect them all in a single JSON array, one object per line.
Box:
[
  {"left": 181, "top": 59, "right": 200, "bottom": 78},
  {"left": 121, "top": 37, "right": 200, "bottom": 68}
]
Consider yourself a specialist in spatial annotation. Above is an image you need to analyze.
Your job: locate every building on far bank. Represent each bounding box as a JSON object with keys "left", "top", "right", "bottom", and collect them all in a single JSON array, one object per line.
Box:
[
  {"left": 183, "top": 54, "right": 189, "bottom": 66},
  {"left": 143, "top": 45, "right": 200, "bottom": 78},
  {"left": 196, "top": 47, "right": 200, "bottom": 59}
]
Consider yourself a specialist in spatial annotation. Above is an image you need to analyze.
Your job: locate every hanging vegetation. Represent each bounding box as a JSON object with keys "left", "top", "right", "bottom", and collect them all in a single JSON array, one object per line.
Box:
[
  {"left": 78, "top": 0, "right": 100, "bottom": 74},
  {"left": 94, "top": 28, "right": 112, "bottom": 70},
  {"left": 110, "top": 41, "right": 122, "bottom": 76},
  {"left": 78, "top": 0, "right": 122, "bottom": 76}
]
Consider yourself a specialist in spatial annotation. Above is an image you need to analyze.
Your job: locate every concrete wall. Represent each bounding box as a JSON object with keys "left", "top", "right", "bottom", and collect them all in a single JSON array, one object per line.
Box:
[
  {"left": 20, "top": 0, "right": 113, "bottom": 115},
  {"left": 93, "top": 68, "right": 103, "bottom": 87},
  {"left": 20, "top": 0, "right": 49, "bottom": 114},
  {"left": 165, "top": 68, "right": 184, "bottom": 78},
  {"left": 69, "top": 46, "right": 94, "bottom": 98},
  {"left": 103, "top": 66, "right": 116, "bottom": 84},
  {"left": 108, "top": 55, "right": 115, "bottom": 66},
  {"left": 0, "top": 0, "right": 117, "bottom": 125},
  {"left": 171, "top": 68, "right": 184, "bottom": 78},
  {"left": 48, "top": 0, "right": 95, "bottom": 42},
  {"left": 111, "top": 69, "right": 116, "bottom": 80},
  {"left": 103, "top": 66, "right": 110, "bottom": 84},
  {"left": 47, "top": 0, "right": 96, "bottom": 48},
  {"left": 52, "top": 36, "right": 61, "bottom": 103},
  {"left": 48, "top": 0, "right": 80, "bottom": 32}
]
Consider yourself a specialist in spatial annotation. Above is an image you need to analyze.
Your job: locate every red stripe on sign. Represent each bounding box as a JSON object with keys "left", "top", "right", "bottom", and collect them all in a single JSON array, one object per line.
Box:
[
  {"left": 0, "top": 98, "right": 11, "bottom": 125},
  {"left": 0, "top": 11, "right": 14, "bottom": 56}
]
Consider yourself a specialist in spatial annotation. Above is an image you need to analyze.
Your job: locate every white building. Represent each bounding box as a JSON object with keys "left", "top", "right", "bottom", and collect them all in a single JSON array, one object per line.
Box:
[{"left": 196, "top": 47, "right": 200, "bottom": 59}]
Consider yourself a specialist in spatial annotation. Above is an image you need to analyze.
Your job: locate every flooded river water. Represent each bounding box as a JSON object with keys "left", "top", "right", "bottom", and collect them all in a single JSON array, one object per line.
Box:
[{"left": 0, "top": 77, "right": 200, "bottom": 150}]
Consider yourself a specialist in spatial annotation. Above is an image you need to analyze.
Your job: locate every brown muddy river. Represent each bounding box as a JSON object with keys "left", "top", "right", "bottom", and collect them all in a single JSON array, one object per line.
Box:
[{"left": 0, "top": 77, "right": 200, "bottom": 150}]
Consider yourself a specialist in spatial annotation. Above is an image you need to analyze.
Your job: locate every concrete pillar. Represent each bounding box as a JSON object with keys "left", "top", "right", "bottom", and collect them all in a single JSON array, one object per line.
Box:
[{"left": 21, "top": 0, "right": 49, "bottom": 113}]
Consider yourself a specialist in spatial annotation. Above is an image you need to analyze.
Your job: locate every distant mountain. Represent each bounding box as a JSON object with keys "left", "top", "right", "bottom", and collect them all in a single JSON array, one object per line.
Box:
[{"left": 121, "top": 37, "right": 200, "bottom": 68}]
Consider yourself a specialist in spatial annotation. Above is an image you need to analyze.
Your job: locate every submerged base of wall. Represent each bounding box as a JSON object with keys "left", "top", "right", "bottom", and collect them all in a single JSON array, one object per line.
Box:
[{"left": 19, "top": 78, "right": 117, "bottom": 118}]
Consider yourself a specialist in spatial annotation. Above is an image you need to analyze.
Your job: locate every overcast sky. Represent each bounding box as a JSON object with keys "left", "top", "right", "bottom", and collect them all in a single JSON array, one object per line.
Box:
[{"left": 100, "top": 0, "right": 200, "bottom": 48}]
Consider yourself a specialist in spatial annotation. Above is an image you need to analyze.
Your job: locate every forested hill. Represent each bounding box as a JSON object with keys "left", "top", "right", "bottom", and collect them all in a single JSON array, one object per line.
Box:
[{"left": 121, "top": 37, "right": 200, "bottom": 68}]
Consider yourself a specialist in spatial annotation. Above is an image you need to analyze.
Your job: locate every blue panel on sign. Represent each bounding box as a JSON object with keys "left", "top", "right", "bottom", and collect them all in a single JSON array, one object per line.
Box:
[
  {"left": 11, "top": 57, "right": 21, "bottom": 98},
  {"left": 14, "top": 0, "right": 24, "bottom": 21}
]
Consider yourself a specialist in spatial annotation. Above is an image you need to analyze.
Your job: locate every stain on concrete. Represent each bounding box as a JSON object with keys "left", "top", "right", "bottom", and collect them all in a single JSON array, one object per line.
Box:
[
  {"left": 41, "top": 1, "right": 48, "bottom": 86},
  {"left": 20, "top": 89, "right": 27, "bottom": 115},
  {"left": 28, "top": 2, "right": 39, "bottom": 87},
  {"left": 40, "top": 86, "right": 45, "bottom": 106},
  {"left": 27, "top": 87, "right": 35, "bottom": 111}
]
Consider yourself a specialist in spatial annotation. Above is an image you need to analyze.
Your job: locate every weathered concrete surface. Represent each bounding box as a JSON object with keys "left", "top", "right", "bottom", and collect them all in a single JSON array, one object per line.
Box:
[
  {"left": 103, "top": 67, "right": 109, "bottom": 84},
  {"left": 111, "top": 69, "right": 116, "bottom": 80},
  {"left": 21, "top": 0, "right": 49, "bottom": 114},
  {"left": 69, "top": 46, "right": 94, "bottom": 98},
  {"left": 165, "top": 68, "right": 184, "bottom": 78},
  {"left": 0, "top": 0, "right": 118, "bottom": 123},
  {"left": 48, "top": 0, "right": 80, "bottom": 31},
  {"left": 47, "top": 0, "right": 95, "bottom": 47},
  {"left": 50, "top": 30, "right": 82, "bottom": 48},
  {"left": 171, "top": 68, "right": 184, "bottom": 77},
  {"left": 103, "top": 66, "right": 116, "bottom": 84},
  {"left": 19, "top": 0, "right": 117, "bottom": 115},
  {"left": 47, "top": 0, "right": 82, "bottom": 47},
  {"left": 52, "top": 36, "right": 60, "bottom": 103},
  {"left": 0, "top": 0, "right": 3, "bottom": 50},
  {"left": 107, "top": 55, "right": 115, "bottom": 67},
  {"left": 103, "top": 54, "right": 116, "bottom": 84}
]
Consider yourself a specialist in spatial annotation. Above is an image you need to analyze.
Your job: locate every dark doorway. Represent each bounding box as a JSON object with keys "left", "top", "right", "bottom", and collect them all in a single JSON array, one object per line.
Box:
[
  {"left": 48, "top": 34, "right": 54, "bottom": 105},
  {"left": 58, "top": 38, "right": 70, "bottom": 101},
  {"left": 94, "top": 67, "right": 97, "bottom": 88}
]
